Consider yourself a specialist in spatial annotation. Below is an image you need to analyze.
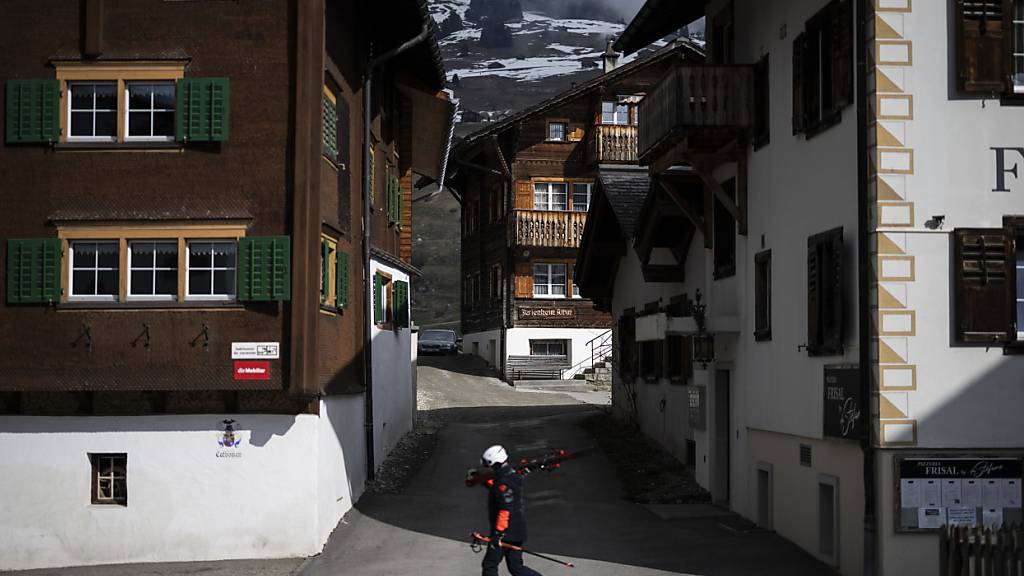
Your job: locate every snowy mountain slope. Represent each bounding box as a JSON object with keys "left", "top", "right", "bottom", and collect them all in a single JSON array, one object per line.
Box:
[{"left": 429, "top": 0, "right": 677, "bottom": 117}]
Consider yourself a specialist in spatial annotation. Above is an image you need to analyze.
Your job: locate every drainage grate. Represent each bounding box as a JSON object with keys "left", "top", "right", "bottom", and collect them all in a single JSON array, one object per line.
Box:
[{"left": 800, "top": 444, "right": 812, "bottom": 467}]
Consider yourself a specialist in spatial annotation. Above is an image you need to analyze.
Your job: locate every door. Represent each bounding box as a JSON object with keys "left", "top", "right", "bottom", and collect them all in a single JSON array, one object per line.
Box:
[{"left": 714, "top": 369, "right": 731, "bottom": 504}]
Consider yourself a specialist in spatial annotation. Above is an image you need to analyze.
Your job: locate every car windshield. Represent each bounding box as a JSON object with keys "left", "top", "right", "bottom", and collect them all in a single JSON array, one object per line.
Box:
[{"left": 421, "top": 330, "right": 456, "bottom": 343}]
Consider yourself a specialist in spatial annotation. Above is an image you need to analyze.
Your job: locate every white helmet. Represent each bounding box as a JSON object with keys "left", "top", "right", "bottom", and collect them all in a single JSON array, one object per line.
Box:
[{"left": 481, "top": 445, "right": 508, "bottom": 467}]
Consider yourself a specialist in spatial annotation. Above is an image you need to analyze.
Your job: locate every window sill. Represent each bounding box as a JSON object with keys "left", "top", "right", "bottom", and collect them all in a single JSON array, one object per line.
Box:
[
  {"left": 54, "top": 141, "right": 183, "bottom": 152},
  {"left": 58, "top": 300, "right": 244, "bottom": 310}
]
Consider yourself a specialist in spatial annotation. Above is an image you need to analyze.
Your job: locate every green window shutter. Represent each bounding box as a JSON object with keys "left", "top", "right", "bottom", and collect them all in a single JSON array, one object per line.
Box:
[
  {"left": 395, "top": 280, "right": 409, "bottom": 328},
  {"left": 238, "top": 236, "right": 291, "bottom": 301},
  {"left": 373, "top": 273, "right": 383, "bottom": 322},
  {"left": 387, "top": 176, "right": 396, "bottom": 224},
  {"left": 397, "top": 177, "right": 403, "bottom": 224},
  {"left": 322, "top": 94, "right": 338, "bottom": 162},
  {"left": 321, "top": 239, "right": 330, "bottom": 304},
  {"left": 336, "top": 250, "right": 349, "bottom": 309},
  {"left": 176, "top": 77, "right": 230, "bottom": 142},
  {"left": 6, "top": 79, "right": 60, "bottom": 144},
  {"left": 6, "top": 238, "right": 62, "bottom": 304}
]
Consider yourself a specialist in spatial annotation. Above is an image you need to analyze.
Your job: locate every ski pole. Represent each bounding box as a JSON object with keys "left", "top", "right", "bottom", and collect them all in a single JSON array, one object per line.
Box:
[{"left": 471, "top": 532, "right": 576, "bottom": 568}]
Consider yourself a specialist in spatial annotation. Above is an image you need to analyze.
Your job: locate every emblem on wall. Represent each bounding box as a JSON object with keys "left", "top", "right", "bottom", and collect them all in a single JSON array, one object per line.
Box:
[{"left": 217, "top": 419, "right": 243, "bottom": 458}]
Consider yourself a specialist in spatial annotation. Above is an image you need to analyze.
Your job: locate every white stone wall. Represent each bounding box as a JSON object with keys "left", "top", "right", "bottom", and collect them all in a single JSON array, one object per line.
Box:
[{"left": 370, "top": 259, "right": 415, "bottom": 471}]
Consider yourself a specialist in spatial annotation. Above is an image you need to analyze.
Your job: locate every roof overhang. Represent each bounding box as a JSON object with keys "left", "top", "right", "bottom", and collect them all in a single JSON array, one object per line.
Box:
[{"left": 615, "top": 0, "right": 708, "bottom": 55}]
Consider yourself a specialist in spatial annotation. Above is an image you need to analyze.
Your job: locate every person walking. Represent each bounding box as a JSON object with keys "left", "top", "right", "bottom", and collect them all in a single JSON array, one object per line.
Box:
[{"left": 479, "top": 445, "right": 542, "bottom": 576}]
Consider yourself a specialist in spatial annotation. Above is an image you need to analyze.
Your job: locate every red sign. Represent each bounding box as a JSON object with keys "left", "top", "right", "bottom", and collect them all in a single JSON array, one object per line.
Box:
[{"left": 234, "top": 361, "right": 270, "bottom": 381}]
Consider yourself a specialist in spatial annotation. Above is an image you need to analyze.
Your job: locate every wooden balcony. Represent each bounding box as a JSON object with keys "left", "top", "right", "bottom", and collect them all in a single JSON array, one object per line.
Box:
[
  {"left": 638, "top": 65, "right": 753, "bottom": 166},
  {"left": 510, "top": 210, "right": 587, "bottom": 249},
  {"left": 587, "top": 125, "right": 638, "bottom": 164}
]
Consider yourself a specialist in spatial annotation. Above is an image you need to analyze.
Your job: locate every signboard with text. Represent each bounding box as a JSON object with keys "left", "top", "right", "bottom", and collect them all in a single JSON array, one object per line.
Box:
[
  {"left": 517, "top": 307, "right": 575, "bottom": 319},
  {"left": 231, "top": 342, "right": 280, "bottom": 360},
  {"left": 896, "top": 457, "right": 1023, "bottom": 532},
  {"left": 823, "top": 366, "right": 864, "bottom": 440},
  {"left": 234, "top": 361, "right": 270, "bottom": 381}
]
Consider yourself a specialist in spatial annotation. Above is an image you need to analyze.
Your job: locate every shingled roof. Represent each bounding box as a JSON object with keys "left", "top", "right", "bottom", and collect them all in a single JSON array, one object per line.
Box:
[{"left": 599, "top": 168, "right": 651, "bottom": 239}]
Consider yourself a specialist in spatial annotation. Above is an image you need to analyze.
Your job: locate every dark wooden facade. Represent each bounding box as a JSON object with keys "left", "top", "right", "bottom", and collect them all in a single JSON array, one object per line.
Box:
[
  {"left": 0, "top": 0, "right": 448, "bottom": 414},
  {"left": 452, "top": 43, "right": 704, "bottom": 342}
]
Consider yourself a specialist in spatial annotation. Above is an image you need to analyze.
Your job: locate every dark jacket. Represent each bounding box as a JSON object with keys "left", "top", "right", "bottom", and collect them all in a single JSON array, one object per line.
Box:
[{"left": 486, "top": 463, "right": 527, "bottom": 542}]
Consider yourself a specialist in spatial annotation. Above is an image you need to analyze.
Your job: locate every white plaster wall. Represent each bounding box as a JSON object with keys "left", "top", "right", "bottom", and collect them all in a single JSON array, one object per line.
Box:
[
  {"left": 609, "top": 245, "right": 706, "bottom": 483},
  {"left": 370, "top": 259, "right": 415, "bottom": 472},
  {"left": 316, "top": 395, "right": 366, "bottom": 545},
  {"left": 0, "top": 414, "right": 321, "bottom": 571},
  {"left": 506, "top": 327, "right": 610, "bottom": 376},
  {"left": 462, "top": 328, "right": 502, "bottom": 367},
  {"left": 899, "top": 3, "right": 1024, "bottom": 227},
  {"left": 747, "top": 430, "right": 864, "bottom": 576}
]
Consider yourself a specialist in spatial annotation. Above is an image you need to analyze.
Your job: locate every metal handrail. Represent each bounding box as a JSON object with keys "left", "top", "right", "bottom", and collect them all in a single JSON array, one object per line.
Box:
[{"left": 562, "top": 329, "right": 614, "bottom": 379}]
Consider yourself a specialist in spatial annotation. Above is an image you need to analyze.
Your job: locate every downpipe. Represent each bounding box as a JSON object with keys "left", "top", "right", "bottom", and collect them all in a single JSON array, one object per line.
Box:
[
  {"left": 855, "top": 0, "right": 879, "bottom": 573},
  {"left": 362, "top": 22, "right": 432, "bottom": 481}
]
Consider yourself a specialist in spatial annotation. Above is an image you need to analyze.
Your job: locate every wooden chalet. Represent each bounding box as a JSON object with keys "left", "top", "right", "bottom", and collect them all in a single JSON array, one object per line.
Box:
[
  {"left": 448, "top": 40, "right": 704, "bottom": 380},
  {"left": 0, "top": 0, "right": 453, "bottom": 569}
]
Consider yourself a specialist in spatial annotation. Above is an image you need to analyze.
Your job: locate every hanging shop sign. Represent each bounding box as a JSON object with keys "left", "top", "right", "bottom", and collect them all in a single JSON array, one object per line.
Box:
[
  {"left": 231, "top": 342, "right": 280, "bottom": 360},
  {"left": 688, "top": 385, "right": 706, "bottom": 431},
  {"left": 518, "top": 307, "right": 575, "bottom": 319},
  {"left": 822, "top": 366, "right": 864, "bottom": 440},
  {"left": 895, "top": 456, "right": 1023, "bottom": 532}
]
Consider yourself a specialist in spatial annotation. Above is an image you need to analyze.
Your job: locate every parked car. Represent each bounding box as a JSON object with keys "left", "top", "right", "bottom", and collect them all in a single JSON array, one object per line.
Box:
[{"left": 418, "top": 329, "right": 460, "bottom": 355}]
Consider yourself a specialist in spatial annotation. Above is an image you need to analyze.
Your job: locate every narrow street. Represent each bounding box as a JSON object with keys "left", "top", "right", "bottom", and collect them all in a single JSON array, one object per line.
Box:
[{"left": 301, "top": 355, "right": 834, "bottom": 576}]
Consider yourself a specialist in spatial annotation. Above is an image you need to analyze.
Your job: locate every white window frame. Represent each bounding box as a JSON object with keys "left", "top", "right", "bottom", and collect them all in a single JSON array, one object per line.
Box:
[
  {"left": 185, "top": 240, "right": 237, "bottom": 301},
  {"left": 601, "top": 101, "right": 631, "bottom": 125},
  {"left": 92, "top": 453, "right": 127, "bottom": 506},
  {"left": 68, "top": 241, "right": 120, "bottom": 302},
  {"left": 571, "top": 182, "right": 592, "bottom": 213},
  {"left": 533, "top": 182, "right": 567, "bottom": 212},
  {"left": 547, "top": 121, "right": 567, "bottom": 142},
  {"left": 127, "top": 240, "right": 178, "bottom": 301},
  {"left": 533, "top": 263, "right": 567, "bottom": 298},
  {"left": 530, "top": 339, "right": 566, "bottom": 356},
  {"left": 124, "top": 81, "right": 176, "bottom": 142},
  {"left": 67, "top": 81, "right": 118, "bottom": 142}
]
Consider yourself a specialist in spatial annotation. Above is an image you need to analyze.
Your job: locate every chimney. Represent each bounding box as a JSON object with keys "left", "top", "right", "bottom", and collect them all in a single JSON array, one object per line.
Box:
[{"left": 602, "top": 40, "right": 619, "bottom": 74}]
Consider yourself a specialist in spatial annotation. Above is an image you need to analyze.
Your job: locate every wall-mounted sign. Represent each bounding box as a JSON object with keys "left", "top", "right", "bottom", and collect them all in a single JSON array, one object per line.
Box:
[
  {"left": 688, "top": 386, "right": 706, "bottom": 431},
  {"left": 234, "top": 361, "right": 270, "bottom": 381},
  {"left": 232, "top": 342, "right": 280, "bottom": 360},
  {"left": 518, "top": 307, "right": 575, "bottom": 319},
  {"left": 823, "top": 366, "right": 864, "bottom": 440},
  {"left": 895, "top": 457, "right": 1023, "bottom": 532}
]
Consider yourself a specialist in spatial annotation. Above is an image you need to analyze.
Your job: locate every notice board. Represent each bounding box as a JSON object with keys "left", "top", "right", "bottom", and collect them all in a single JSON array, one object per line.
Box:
[{"left": 895, "top": 456, "right": 1023, "bottom": 532}]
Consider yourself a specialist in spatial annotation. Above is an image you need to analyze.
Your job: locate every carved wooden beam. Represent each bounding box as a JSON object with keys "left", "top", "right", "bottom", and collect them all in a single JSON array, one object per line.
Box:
[
  {"left": 457, "top": 158, "right": 503, "bottom": 176},
  {"left": 659, "top": 179, "right": 705, "bottom": 236},
  {"left": 649, "top": 136, "right": 690, "bottom": 175}
]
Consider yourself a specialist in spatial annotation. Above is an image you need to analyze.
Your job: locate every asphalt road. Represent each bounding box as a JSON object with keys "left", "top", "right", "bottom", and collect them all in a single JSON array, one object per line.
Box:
[
  {"left": 11, "top": 355, "right": 833, "bottom": 576},
  {"left": 302, "top": 355, "right": 834, "bottom": 576}
]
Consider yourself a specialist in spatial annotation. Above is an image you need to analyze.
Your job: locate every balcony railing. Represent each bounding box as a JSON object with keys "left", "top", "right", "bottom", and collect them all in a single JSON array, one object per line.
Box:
[
  {"left": 587, "top": 124, "right": 638, "bottom": 164},
  {"left": 510, "top": 210, "right": 587, "bottom": 249},
  {"left": 638, "top": 65, "right": 753, "bottom": 162}
]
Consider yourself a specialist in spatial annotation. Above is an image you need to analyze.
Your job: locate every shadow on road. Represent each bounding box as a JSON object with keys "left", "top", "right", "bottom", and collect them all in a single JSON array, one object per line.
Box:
[{"left": 308, "top": 392, "right": 837, "bottom": 575}]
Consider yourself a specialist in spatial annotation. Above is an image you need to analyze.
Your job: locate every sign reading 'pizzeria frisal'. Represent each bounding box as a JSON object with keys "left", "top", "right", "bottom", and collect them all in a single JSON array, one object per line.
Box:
[
  {"left": 823, "top": 366, "right": 864, "bottom": 440},
  {"left": 518, "top": 307, "right": 575, "bottom": 319}
]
